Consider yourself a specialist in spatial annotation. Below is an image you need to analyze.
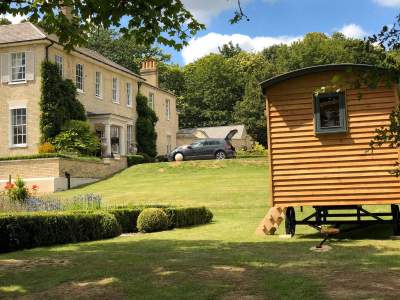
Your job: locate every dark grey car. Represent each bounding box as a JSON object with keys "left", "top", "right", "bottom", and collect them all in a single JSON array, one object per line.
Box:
[{"left": 169, "top": 130, "right": 237, "bottom": 161}]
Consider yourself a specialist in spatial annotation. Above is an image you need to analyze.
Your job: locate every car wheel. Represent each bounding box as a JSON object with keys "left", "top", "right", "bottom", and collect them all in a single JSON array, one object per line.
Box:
[
  {"left": 215, "top": 151, "right": 226, "bottom": 160},
  {"left": 174, "top": 153, "right": 184, "bottom": 161}
]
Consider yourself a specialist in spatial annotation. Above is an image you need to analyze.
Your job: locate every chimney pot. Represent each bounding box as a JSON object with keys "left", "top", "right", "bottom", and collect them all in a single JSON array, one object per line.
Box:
[{"left": 140, "top": 58, "right": 159, "bottom": 87}]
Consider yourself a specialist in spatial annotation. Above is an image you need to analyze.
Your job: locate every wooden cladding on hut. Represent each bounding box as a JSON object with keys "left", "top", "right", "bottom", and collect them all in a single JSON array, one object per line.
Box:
[{"left": 261, "top": 64, "right": 400, "bottom": 207}]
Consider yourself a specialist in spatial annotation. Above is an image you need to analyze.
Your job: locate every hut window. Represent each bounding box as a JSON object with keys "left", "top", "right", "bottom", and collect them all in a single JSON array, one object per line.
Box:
[{"left": 314, "top": 92, "right": 346, "bottom": 134}]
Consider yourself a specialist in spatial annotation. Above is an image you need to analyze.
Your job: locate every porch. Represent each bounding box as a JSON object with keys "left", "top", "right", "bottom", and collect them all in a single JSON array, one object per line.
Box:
[{"left": 87, "top": 112, "right": 135, "bottom": 157}]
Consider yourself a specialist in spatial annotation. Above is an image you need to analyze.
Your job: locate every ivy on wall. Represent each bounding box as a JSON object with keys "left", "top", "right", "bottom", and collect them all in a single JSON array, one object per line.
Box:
[
  {"left": 136, "top": 93, "right": 158, "bottom": 158},
  {"left": 40, "top": 61, "right": 86, "bottom": 142}
]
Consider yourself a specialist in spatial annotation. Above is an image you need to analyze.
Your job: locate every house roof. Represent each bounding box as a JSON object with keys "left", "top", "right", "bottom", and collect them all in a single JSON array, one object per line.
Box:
[
  {"left": 260, "top": 64, "right": 387, "bottom": 90},
  {"left": 0, "top": 22, "right": 145, "bottom": 81},
  {"left": 178, "top": 125, "right": 247, "bottom": 140}
]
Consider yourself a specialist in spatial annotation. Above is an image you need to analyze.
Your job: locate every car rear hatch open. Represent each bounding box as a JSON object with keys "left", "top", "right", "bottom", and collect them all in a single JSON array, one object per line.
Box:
[{"left": 225, "top": 129, "right": 238, "bottom": 141}]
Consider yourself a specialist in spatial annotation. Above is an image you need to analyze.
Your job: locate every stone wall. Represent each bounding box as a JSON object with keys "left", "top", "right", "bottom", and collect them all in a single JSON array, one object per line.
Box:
[
  {"left": 0, "top": 157, "right": 127, "bottom": 180},
  {"left": 59, "top": 157, "right": 127, "bottom": 179}
]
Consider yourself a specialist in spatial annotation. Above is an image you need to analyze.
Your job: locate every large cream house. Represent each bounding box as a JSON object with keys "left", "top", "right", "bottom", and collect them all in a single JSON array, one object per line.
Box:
[{"left": 0, "top": 22, "right": 178, "bottom": 158}]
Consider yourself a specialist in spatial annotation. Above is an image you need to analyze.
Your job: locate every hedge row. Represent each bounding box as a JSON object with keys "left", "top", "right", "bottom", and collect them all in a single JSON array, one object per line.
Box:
[
  {"left": 108, "top": 207, "right": 213, "bottom": 232},
  {"left": 0, "top": 212, "right": 121, "bottom": 253},
  {"left": 0, "top": 207, "right": 213, "bottom": 253},
  {"left": 0, "top": 153, "right": 101, "bottom": 162},
  {"left": 164, "top": 207, "right": 213, "bottom": 228}
]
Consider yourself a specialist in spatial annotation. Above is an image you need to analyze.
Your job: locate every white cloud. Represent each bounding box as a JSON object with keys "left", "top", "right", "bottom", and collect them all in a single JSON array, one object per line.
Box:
[
  {"left": 0, "top": 13, "right": 25, "bottom": 24},
  {"left": 182, "top": 0, "right": 279, "bottom": 24},
  {"left": 339, "top": 24, "right": 368, "bottom": 39},
  {"left": 373, "top": 0, "right": 400, "bottom": 7},
  {"left": 182, "top": 0, "right": 253, "bottom": 24},
  {"left": 181, "top": 32, "right": 301, "bottom": 64}
]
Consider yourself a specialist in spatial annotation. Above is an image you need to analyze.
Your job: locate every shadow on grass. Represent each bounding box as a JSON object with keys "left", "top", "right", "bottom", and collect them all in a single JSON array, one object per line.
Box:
[
  {"left": 1, "top": 234, "right": 400, "bottom": 300},
  {"left": 298, "top": 223, "right": 395, "bottom": 240}
]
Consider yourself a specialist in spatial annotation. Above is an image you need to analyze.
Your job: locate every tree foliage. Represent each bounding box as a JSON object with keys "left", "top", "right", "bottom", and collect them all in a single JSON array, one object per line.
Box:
[
  {"left": 86, "top": 28, "right": 171, "bottom": 74},
  {"left": 161, "top": 34, "right": 390, "bottom": 146},
  {"left": 40, "top": 61, "right": 86, "bottom": 141},
  {"left": 0, "top": 18, "right": 11, "bottom": 25},
  {"left": 158, "top": 62, "right": 185, "bottom": 97},
  {"left": 0, "top": 1, "right": 204, "bottom": 51},
  {"left": 233, "top": 75, "right": 266, "bottom": 145},
  {"left": 136, "top": 93, "right": 158, "bottom": 158},
  {"left": 179, "top": 54, "right": 243, "bottom": 128}
]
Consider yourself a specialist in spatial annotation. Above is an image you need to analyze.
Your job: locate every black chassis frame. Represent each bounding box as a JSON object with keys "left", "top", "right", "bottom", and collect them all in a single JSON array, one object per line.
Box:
[{"left": 285, "top": 204, "right": 400, "bottom": 236}]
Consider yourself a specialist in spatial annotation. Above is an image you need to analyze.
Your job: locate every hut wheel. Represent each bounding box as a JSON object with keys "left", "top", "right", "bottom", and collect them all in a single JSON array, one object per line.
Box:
[
  {"left": 391, "top": 204, "right": 400, "bottom": 236},
  {"left": 285, "top": 207, "right": 296, "bottom": 236}
]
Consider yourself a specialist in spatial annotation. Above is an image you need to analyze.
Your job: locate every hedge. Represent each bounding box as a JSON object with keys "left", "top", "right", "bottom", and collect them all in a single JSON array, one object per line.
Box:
[
  {"left": 0, "top": 207, "right": 213, "bottom": 253},
  {"left": 107, "top": 208, "right": 142, "bottom": 232},
  {"left": 127, "top": 155, "right": 145, "bottom": 167},
  {"left": 0, "top": 153, "right": 101, "bottom": 162},
  {"left": 165, "top": 207, "right": 213, "bottom": 228},
  {"left": 0, "top": 211, "right": 121, "bottom": 253}
]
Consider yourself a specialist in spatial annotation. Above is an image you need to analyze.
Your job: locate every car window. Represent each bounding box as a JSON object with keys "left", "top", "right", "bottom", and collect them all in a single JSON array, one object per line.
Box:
[{"left": 190, "top": 141, "right": 204, "bottom": 148}]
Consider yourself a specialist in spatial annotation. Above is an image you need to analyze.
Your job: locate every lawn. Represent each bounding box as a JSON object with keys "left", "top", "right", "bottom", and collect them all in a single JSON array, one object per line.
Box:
[{"left": 1, "top": 158, "right": 400, "bottom": 299}]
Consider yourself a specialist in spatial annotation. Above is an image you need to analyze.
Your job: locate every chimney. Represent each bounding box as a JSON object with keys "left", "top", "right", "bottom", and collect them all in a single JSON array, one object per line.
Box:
[{"left": 140, "top": 58, "right": 158, "bottom": 87}]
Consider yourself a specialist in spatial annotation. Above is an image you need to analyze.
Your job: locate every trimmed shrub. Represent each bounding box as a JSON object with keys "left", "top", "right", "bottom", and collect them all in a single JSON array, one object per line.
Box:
[
  {"left": 137, "top": 208, "right": 169, "bottom": 233},
  {"left": 156, "top": 155, "right": 168, "bottom": 162},
  {"left": 127, "top": 155, "right": 145, "bottom": 167},
  {"left": 108, "top": 208, "right": 142, "bottom": 232},
  {"left": 53, "top": 120, "right": 100, "bottom": 156},
  {"left": 138, "top": 152, "right": 155, "bottom": 163},
  {"left": 38, "top": 142, "right": 56, "bottom": 154},
  {"left": 0, "top": 211, "right": 121, "bottom": 253},
  {"left": 164, "top": 207, "right": 213, "bottom": 228}
]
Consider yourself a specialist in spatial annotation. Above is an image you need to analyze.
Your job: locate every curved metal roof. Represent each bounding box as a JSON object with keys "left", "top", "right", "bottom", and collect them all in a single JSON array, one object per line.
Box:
[{"left": 260, "top": 64, "right": 385, "bottom": 90}]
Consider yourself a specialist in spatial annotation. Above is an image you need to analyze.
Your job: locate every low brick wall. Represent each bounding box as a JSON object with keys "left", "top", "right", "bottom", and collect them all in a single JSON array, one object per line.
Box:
[
  {"left": 59, "top": 157, "right": 127, "bottom": 179},
  {"left": 0, "top": 157, "right": 127, "bottom": 180}
]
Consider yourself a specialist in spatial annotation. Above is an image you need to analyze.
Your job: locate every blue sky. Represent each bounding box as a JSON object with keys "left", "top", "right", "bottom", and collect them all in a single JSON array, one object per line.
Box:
[{"left": 162, "top": 0, "right": 400, "bottom": 65}]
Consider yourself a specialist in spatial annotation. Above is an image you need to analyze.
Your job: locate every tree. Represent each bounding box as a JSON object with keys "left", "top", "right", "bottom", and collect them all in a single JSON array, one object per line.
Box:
[
  {"left": 179, "top": 54, "right": 243, "bottom": 128},
  {"left": 218, "top": 42, "right": 243, "bottom": 58},
  {"left": 0, "top": 18, "right": 11, "bottom": 25},
  {"left": 262, "top": 32, "right": 387, "bottom": 75},
  {"left": 0, "top": 1, "right": 204, "bottom": 51},
  {"left": 233, "top": 75, "right": 266, "bottom": 145},
  {"left": 136, "top": 93, "right": 158, "bottom": 158},
  {"left": 158, "top": 62, "right": 185, "bottom": 96},
  {"left": 40, "top": 61, "right": 86, "bottom": 141},
  {"left": 86, "top": 28, "right": 170, "bottom": 74}
]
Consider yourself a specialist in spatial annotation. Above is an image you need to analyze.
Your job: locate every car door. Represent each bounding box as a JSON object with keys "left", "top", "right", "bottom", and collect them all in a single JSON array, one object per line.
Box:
[
  {"left": 204, "top": 140, "right": 217, "bottom": 158},
  {"left": 187, "top": 141, "right": 205, "bottom": 159}
]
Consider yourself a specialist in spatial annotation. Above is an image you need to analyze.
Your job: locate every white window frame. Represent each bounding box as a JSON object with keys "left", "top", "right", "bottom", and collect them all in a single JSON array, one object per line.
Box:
[
  {"left": 11, "top": 52, "right": 26, "bottom": 82},
  {"left": 10, "top": 106, "right": 27, "bottom": 147},
  {"left": 95, "top": 71, "right": 102, "bottom": 99},
  {"left": 55, "top": 55, "right": 64, "bottom": 78},
  {"left": 148, "top": 92, "right": 155, "bottom": 110},
  {"left": 112, "top": 77, "right": 119, "bottom": 103},
  {"left": 165, "top": 98, "right": 171, "bottom": 121},
  {"left": 126, "top": 82, "right": 132, "bottom": 107},
  {"left": 76, "top": 63, "right": 84, "bottom": 92}
]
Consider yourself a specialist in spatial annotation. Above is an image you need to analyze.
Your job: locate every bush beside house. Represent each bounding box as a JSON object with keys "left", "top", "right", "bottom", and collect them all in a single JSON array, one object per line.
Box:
[{"left": 136, "top": 94, "right": 158, "bottom": 158}]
